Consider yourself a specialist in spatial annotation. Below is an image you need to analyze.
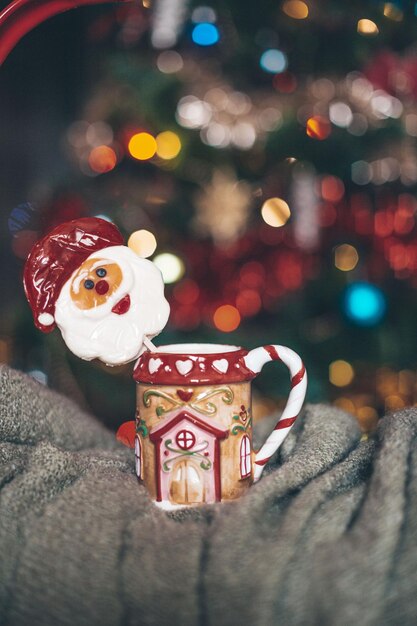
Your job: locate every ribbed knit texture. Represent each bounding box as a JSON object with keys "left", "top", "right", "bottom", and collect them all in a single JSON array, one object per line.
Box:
[{"left": 0, "top": 364, "right": 416, "bottom": 625}]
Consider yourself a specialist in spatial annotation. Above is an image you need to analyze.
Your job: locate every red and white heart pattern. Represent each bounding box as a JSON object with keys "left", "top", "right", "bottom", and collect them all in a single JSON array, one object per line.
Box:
[
  {"left": 212, "top": 358, "right": 229, "bottom": 374},
  {"left": 175, "top": 359, "right": 194, "bottom": 375},
  {"left": 148, "top": 358, "right": 163, "bottom": 374}
]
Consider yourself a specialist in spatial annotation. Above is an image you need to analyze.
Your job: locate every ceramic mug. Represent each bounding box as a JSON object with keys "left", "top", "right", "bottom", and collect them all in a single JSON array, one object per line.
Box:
[{"left": 133, "top": 343, "right": 307, "bottom": 509}]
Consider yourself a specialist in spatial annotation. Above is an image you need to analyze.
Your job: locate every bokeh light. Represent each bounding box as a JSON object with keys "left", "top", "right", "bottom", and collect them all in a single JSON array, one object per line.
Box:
[
  {"left": 128, "top": 230, "right": 157, "bottom": 258},
  {"left": 273, "top": 72, "right": 297, "bottom": 93},
  {"left": 261, "top": 197, "right": 291, "bottom": 227},
  {"left": 334, "top": 244, "right": 359, "bottom": 271},
  {"left": 86, "top": 122, "right": 113, "bottom": 147},
  {"left": 128, "top": 133, "right": 157, "bottom": 160},
  {"left": 357, "top": 19, "right": 379, "bottom": 35},
  {"left": 306, "top": 116, "right": 331, "bottom": 140},
  {"left": 192, "top": 23, "right": 219, "bottom": 46},
  {"left": 282, "top": 0, "right": 309, "bottom": 19},
  {"left": 28, "top": 369, "right": 48, "bottom": 385},
  {"left": 156, "top": 51, "right": 183, "bottom": 73},
  {"left": 213, "top": 305, "right": 241, "bottom": 332},
  {"left": 88, "top": 145, "right": 117, "bottom": 174},
  {"left": 153, "top": 252, "right": 185, "bottom": 283},
  {"left": 176, "top": 96, "right": 212, "bottom": 129},
  {"left": 236, "top": 289, "right": 262, "bottom": 317},
  {"left": 8, "top": 202, "right": 37, "bottom": 234},
  {"left": 383, "top": 3, "right": 403, "bottom": 21},
  {"left": 156, "top": 131, "right": 181, "bottom": 159},
  {"left": 260, "top": 49, "right": 287, "bottom": 74},
  {"left": 321, "top": 175, "right": 345, "bottom": 202},
  {"left": 329, "top": 102, "right": 353, "bottom": 128},
  {"left": 230, "top": 123, "right": 256, "bottom": 150},
  {"left": 344, "top": 282, "right": 386, "bottom": 326},
  {"left": 329, "top": 360, "right": 355, "bottom": 387},
  {"left": 191, "top": 6, "right": 216, "bottom": 23},
  {"left": 94, "top": 214, "right": 114, "bottom": 222},
  {"left": 173, "top": 279, "right": 200, "bottom": 304}
]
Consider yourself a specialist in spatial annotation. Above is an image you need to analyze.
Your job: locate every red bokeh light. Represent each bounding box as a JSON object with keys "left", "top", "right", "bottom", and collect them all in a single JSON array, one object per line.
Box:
[
  {"left": 375, "top": 211, "right": 394, "bottom": 237},
  {"left": 320, "top": 203, "right": 337, "bottom": 227},
  {"left": 88, "top": 145, "right": 117, "bottom": 173},
  {"left": 239, "top": 261, "right": 266, "bottom": 289},
  {"left": 273, "top": 71, "right": 297, "bottom": 93},
  {"left": 320, "top": 175, "right": 345, "bottom": 202},
  {"left": 173, "top": 279, "right": 200, "bottom": 305},
  {"left": 236, "top": 289, "right": 262, "bottom": 317}
]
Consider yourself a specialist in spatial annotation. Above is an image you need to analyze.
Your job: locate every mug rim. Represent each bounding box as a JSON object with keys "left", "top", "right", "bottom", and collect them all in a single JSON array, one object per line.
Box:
[
  {"left": 153, "top": 343, "right": 242, "bottom": 356},
  {"left": 133, "top": 343, "right": 255, "bottom": 384}
]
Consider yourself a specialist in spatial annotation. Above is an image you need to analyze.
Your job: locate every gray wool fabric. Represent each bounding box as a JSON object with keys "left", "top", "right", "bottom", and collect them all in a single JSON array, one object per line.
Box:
[{"left": 0, "top": 364, "right": 416, "bottom": 626}]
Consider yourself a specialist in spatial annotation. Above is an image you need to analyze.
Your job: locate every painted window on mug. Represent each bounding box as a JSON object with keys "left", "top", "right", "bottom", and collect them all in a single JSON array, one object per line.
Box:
[
  {"left": 135, "top": 435, "right": 142, "bottom": 479},
  {"left": 240, "top": 435, "right": 251, "bottom": 479},
  {"left": 176, "top": 429, "right": 196, "bottom": 450}
]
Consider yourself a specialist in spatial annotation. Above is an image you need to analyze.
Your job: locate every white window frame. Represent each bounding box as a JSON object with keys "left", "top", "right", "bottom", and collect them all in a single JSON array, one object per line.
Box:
[
  {"left": 240, "top": 435, "right": 251, "bottom": 479},
  {"left": 135, "top": 435, "right": 142, "bottom": 479}
]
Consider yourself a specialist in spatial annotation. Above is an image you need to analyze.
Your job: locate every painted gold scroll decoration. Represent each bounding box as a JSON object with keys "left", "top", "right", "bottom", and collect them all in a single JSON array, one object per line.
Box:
[{"left": 143, "top": 386, "right": 234, "bottom": 417}]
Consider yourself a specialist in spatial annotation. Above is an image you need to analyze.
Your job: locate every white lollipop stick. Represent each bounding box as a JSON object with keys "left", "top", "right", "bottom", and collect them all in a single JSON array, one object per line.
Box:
[{"left": 143, "top": 336, "right": 157, "bottom": 352}]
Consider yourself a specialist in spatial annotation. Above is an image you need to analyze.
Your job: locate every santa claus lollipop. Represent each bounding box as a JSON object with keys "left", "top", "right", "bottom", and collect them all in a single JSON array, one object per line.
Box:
[{"left": 23, "top": 217, "right": 170, "bottom": 366}]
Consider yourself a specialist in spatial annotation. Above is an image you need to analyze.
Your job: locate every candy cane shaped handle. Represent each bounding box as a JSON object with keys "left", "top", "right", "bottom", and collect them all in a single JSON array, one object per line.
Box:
[{"left": 244, "top": 345, "right": 307, "bottom": 482}]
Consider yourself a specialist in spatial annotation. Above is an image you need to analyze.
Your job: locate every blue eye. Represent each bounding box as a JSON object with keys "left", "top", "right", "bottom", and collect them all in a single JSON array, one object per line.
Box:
[
  {"left": 84, "top": 279, "right": 94, "bottom": 290},
  {"left": 96, "top": 268, "right": 107, "bottom": 278}
]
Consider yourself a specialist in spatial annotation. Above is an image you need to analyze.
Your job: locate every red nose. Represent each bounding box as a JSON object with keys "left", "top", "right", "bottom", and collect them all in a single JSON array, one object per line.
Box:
[{"left": 95, "top": 280, "right": 109, "bottom": 295}]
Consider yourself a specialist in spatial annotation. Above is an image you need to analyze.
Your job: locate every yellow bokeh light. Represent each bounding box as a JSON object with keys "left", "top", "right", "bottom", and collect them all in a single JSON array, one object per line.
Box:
[
  {"left": 357, "top": 19, "right": 379, "bottom": 35},
  {"left": 128, "top": 132, "right": 157, "bottom": 160},
  {"left": 329, "top": 360, "right": 355, "bottom": 387},
  {"left": 383, "top": 3, "right": 403, "bottom": 21},
  {"left": 127, "top": 230, "right": 157, "bottom": 258},
  {"left": 385, "top": 395, "right": 405, "bottom": 411},
  {"left": 156, "top": 131, "right": 182, "bottom": 160},
  {"left": 282, "top": 0, "right": 309, "bottom": 19},
  {"left": 334, "top": 244, "right": 359, "bottom": 272},
  {"left": 153, "top": 253, "right": 185, "bottom": 283},
  {"left": 261, "top": 197, "right": 291, "bottom": 227},
  {"left": 357, "top": 406, "right": 378, "bottom": 431}
]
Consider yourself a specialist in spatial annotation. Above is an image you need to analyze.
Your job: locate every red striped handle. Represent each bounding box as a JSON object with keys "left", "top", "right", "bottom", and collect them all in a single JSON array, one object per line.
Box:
[{"left": 243, "top": 344, "right": 307, "bottom": 482}]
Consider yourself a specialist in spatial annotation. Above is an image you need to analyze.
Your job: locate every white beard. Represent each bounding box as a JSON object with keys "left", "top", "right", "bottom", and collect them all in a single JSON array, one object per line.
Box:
[{"left": 54, "top": 246, "right": 170, "bottom": 366}]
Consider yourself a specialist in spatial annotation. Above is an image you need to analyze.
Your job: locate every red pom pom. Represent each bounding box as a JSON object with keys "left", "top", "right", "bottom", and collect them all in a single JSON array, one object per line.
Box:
[{"left": 116, "top": 421, "right": 136, "bottom": 448}]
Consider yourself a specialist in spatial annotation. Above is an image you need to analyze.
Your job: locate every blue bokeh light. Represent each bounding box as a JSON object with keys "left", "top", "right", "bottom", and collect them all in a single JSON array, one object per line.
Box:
[
  {"left": 8, "top": 202, "right": 37, "bottom": 234},
  {"left": 260, "top": 49, "right": 287, "bottom": 74},
  {"left": 192, "top": 23, "right": 220, "bottom": 46},
  {"left": 344, "top": 282, "right": 386, "bottom": 326}
]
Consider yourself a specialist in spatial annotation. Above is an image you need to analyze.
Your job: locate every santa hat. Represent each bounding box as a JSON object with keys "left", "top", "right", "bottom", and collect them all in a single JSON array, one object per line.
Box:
[{"left": 23, "top": 217, "right": 124, "bottom": 333}]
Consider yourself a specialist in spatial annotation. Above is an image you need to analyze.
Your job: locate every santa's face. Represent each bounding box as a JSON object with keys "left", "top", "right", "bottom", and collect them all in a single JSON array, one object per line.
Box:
[
  {"left": 70, "top": 258, "right": 124, "bottom": 310},
  {"left": 54, "top": 246, "right": 170, "bottom": 366}
]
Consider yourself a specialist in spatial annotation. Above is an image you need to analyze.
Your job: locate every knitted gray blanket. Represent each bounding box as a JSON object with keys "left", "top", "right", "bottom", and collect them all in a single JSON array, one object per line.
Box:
[{"left": 0, "top": 364, "right": 416, "bottom": 626}]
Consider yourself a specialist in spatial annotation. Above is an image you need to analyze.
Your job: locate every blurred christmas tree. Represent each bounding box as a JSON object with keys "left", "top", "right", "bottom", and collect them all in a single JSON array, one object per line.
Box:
[{"left": 5, "top": 0, "right": 417, "bottom": 430}]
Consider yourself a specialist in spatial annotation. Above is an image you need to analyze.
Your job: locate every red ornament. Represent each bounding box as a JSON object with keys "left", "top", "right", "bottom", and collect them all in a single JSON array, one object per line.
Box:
[{"left": 116, "top": 420, "right": 136, "bottom": 448}]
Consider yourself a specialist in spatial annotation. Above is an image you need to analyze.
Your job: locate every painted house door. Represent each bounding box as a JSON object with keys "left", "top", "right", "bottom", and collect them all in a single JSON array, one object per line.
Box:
[{"left": 169, "top": 459, "right": 205, "bottom": 504}]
